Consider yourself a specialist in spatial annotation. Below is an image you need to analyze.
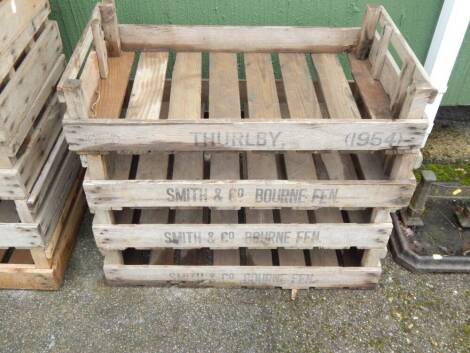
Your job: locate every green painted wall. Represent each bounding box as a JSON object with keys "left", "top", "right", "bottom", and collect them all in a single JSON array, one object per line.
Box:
[{"left": 49, "top": 0, "right": 470, "bottom": 105}]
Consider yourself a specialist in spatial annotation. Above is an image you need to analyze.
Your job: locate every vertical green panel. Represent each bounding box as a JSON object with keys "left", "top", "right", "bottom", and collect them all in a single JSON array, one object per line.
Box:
[
  {"left": 49, "top": 0, "right": 470, "bottom": 105},
  {"left": 441, "top": 28, "right": 470, "bottom": 105}
]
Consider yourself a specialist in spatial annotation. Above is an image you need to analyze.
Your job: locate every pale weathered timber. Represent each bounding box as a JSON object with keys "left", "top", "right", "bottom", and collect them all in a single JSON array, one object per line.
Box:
[
  {"left": 209, "top": 52, "right": 242, "bottom": 262},
  {"left": 83, "top": 179, "right": 415, "bottom": 210},
  {"left": 104, "top": 264, "right": 381, "bottom": 289},
  {"left": 119, "top": 25, "right": 361, "bottom": 53},
  {"left": 57, "top": 5, "right": 99, "bottom": 100},
  {"left": 99, "top": 1, "right": 121, "bottom": 57},
  {"left": 94, "top": 222, "right": 391, "bottom": 250},
  {"left": 0, "top": 55, "right": 66, "bottom": 157},
  {"left": 0, "top": 95, "right": 63, "bottom": 200},
  {"left": 0, "top": 0, "right": 49, "bottom": 54},
  {"left": 0, "top": 181, "right": 85, "bottom": 290},
  {"left": 0, "top": 21, "right": 62, "bottom": 144},
  {"left": 355, "top": 5, "right": 381, "bottom": 59},
  {"left": 348, "top": 54, "right": 393, "bottom": 119},
  {"left": 91, "top": 15, "right": 109, "bottom": 78},
  {"left": 0, "top": 3, "right": 49, "bottom": 83},
  {"left": 95, "top": 51, "right": 135, "bottom": 118},
  {"left": 126, "top": 52, "right": 169, "bottom": 119},
  {"left": 63, "top": 119, "right": 427, "bottom": 152}
]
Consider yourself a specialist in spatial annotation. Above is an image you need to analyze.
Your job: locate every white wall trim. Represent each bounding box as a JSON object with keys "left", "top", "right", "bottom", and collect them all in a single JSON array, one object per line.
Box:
[{"left": 424, "top": 0, "right": 470, "bottom": 140}]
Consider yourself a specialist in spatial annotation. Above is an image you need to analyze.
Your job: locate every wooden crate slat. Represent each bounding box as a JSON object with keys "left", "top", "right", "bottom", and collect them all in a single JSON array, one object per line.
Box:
[
  {"left": 0, "top": 95, "right": 63, "bottom": 200},
  {"left": 57, "top": 5, "right": 99, "bottom": 99},
  {"left": 0, "top": 0, "right": 49, "bottom": 54},
  {"left": 312, "top": 53, "right": 362, "bottom": 120},
  {"left": 168, "top": 52, "right": 202, "bottom": 120},
  {"left": 127, "top": 52, "right": 169, "bottom": 120},
  {"left": 104, "top": 263, "right": 380, "bottom": 289},
  {"left": 0, "top": 182, "right": 85, "bottom": 290},
  {"left": 94, "top": 221, "right": 392, "bottom": 250},
  {"left": 209, "top": 53, "right": 242, "bottom": 263},
  {"left": 63, "top": 118, "right": 427, "bottom": 152},
  {"left": 27, "top": 134, "right": 68, "bottom": 212},
  {"left": 279, "top": 53, "right": 322, "bottom": 120},
  {"left": 119, "top": 25, "right": 361, "bottom": 53},
  {"left": 244, "top": 53, "right": 280, "bottom": 265},
  {"left": 168, "top": 52, "right": 204, "bottom": 260},
  {"left": 348, "top": 53, "right": 393, "bottom": 120},
  {"left": 84, "top": 178, "right": 415, "bottom": 210},
  {"left": 0, "top": 5, "right": 49, "bottom": 83},
  {"left": 95, "top": 51, "right": 135, "bottom": 118},
  {"left": 0, "top": 21, "right": 62, "bottom": 144},
  {"left": 1, "top": 53, "right": 66, "bottom": 158}
]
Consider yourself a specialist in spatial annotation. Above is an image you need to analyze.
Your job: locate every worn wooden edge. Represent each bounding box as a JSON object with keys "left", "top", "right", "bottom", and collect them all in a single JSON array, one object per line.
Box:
[
  {"left": 103, "top": 263, "right": 382, "bottom": 289},
  {"left": 63, "top": 119, "right": 429, "bottom": 152},
  {"left": 27, "top": 134, "right": 68, "bottom": 210},
  {"left": 83, "top": 179, "right": 415, "bottom": 210},
  {"left": 1, "top": 54, "right": 66, "bottom": 157},
  {"left": 0, "top": 223, "right": 42, "bottom": 248},
  {"left": 119, "top": 24, "right": 361, "bottom": 53},
  {"left": 0, "top": 0, "right": 50, "bottom": 54},
  {"left": 0, "top": 6, "right": 50, "bottom": 83},
  {"left": 0, "top": 21, "right": 62, "bottom": 144},
  {"left": 57, "top": 5, "right": 100, "bottom": 97},
  {"left": 376, "top": 6, "right": 435, "bottom": 91},
  {"left": 93, "top": 222, "right": 392, "bottom": 250},
  {"left": 0, "top": 177, "right": 85, "bottom": 290}
]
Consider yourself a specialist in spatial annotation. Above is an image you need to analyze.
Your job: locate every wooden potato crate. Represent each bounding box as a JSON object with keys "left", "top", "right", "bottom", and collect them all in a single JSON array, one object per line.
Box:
[
  {"left": 0, "top": 176, "right": 85, "bottom": 290},
  {"left": 0, "top": 133, "right": 84, "bottom": 290},
  {"left": 58, "top": 1, "right": 436, "bottom": 289},
  {"left": 0, "top": 18, "right": 65, "bottom": 163},
  {"left": 0, "top": 0, "right": 50, "bottom": 52}
]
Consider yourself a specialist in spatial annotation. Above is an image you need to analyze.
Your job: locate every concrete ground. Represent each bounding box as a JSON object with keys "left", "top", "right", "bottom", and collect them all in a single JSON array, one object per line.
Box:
[{"left": 0, "top": 212, "right": 469, "bottom": 353}]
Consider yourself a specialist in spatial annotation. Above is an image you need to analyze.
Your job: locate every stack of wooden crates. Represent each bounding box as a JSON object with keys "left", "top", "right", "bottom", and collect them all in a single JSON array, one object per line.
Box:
[
  {"left": 0, "top": 0, "right": 84, "bottom": 290},
  {"left": 59, "top": 1, "right": 436, "bottom": 290}
]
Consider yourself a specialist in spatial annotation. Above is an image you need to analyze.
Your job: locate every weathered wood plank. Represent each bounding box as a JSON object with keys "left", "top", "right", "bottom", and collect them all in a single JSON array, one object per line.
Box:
[
  {"left": 0, "top": 0, "right": 49, "bottom": 54},
  {"left": 0, "top": 182, "right": 85, "bottom": 290},
  {"left": 57, "top": 5, "right": 99, "bottom": 98},
  {"left": 0, "top": 224, "right": 42, "bottom": 248},
  {"left": 63, "top": 119, "right": 427, "bottom": 152},
  {"left": 99, "top": 1, "right": 121, "bottom": 57},
  {"left": 27, "top": 134, "right": 68, "bottom": 213},
  {"left": 83, "top": 179, "right": 415, "bottom": 210},
  {"left": 119, "top": 25, "right": 360, "bottom": 53},
  {"left": 126, "top": 52, "right": 169, "bottom": 120},
  {"left": 0, "top": 8, "right": 49, "bottom": 83},
  {"left": 168, "top": 52, "right": 202, "bottom": 120},
  {"left": 0, "top": 54, "right": 66, "bottom": 157},
  {"left": 0, "top": 21, "right": 62, "bottom": 143},
  {"left": 279, "top": 53, "right": 322, "bottom": 119},
  {"left": 94, "top": 51, "right": 135, "bottom": 118},
  {"left": 348, "top": 53, "right": 393, "bottom": 119},
  {"left": 35, "top": 151, "right": 81, "bottom": 245},
  {"left": 104, "top": 264, "right": 381, "bottom": 289},
  {"left": 0, "top": 96, "right": 63, "bottom": 200},
  {"left": 94, "top": 222, "right": 391, "bottom": 250},
  {"left": 312, "top": 53, "right": 361, "bottom": 120}
]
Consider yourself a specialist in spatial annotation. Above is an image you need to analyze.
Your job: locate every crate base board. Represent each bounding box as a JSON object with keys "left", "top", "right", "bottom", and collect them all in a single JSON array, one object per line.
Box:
[
  {"left": 0, "top": 183, "right": 86, "bottom": 290},
  {"left": 103, "top": 264, "right": 381, "bottom": 289}
]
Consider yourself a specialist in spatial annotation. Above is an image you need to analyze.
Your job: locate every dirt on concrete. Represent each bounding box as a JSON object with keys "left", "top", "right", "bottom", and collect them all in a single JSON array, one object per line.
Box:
[
  {"left": 423, "top": 111, "right": 470, "bottom": 164},
  {"left": 0, "top": 212, "right": 468, "bottom": 353}
]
